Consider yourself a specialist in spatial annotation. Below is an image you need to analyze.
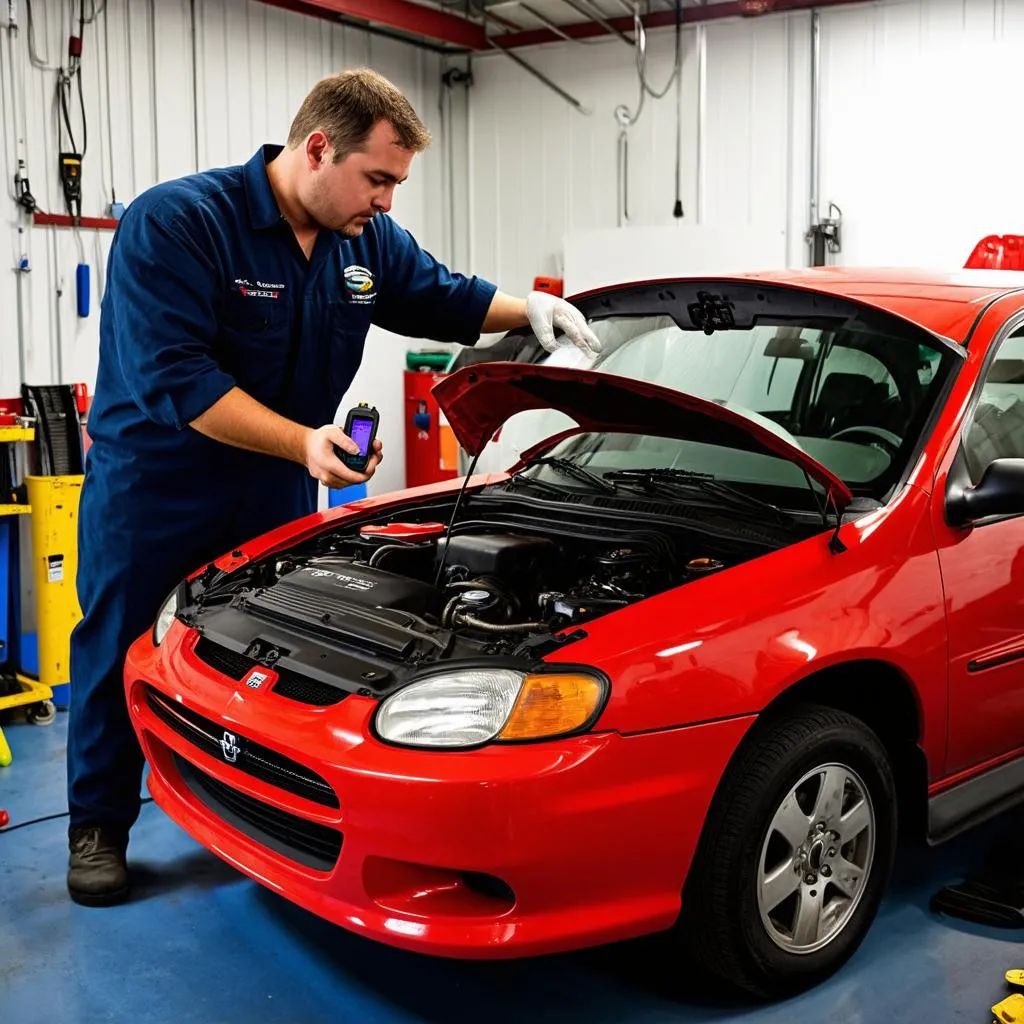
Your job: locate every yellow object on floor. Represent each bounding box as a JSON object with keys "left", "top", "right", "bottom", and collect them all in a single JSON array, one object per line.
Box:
[
  {"left": 1008, "top": 971, "right": 1024, "bottom": 988},
  {"left": 0, "top": 425, "right": 48, "bottom": 766},
  {"left": 994, "top": 993, "right": 1024, "bottom": 1022},
  {"left": 25, "top": 474, "right": 84, "bottom": 697},
  {"left": 0, "top": 675, "right": 53, "bottom": 767}
]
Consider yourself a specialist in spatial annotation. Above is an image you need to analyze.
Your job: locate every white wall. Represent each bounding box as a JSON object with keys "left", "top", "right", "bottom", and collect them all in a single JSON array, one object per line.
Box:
[
  {"left": 817, "top": 0, "right": 1024, "bottom": 267},
  {"left": 0, "top": 0, "right": 450, "bottom": 495},
  {"left": 460, "top": 9, "right": 812, "bottom": 298},
  {"left": 459, "top": 0, "right": 1024, "bottom": 298}
]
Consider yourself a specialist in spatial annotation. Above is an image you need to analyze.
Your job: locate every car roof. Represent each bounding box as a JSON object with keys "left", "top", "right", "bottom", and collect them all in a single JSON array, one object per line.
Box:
[
  {"left": 578, "top": 268, "right": 1024, "bottom": 345},
  {"left": 734, "top": 267, "right": 1024, "bottom": 343}
]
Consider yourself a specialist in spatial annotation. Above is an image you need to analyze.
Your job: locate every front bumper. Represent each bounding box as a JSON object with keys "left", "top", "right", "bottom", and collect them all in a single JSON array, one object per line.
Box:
[{"left": 125, "top": 625, "right": 755, "bottom": 959}]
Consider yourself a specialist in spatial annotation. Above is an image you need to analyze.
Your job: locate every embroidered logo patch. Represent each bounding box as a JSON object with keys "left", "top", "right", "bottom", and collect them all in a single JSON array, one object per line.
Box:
[
  {"left": 234, "top": 277, "right": 284, "bottom": 299},
  {"left": 344, "top": 265, "right": 376, "bottom": 304}
]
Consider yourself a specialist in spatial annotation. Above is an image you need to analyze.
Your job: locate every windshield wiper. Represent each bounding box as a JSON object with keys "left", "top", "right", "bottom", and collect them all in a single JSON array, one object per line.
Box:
[
  {"left": 503, "top": 473, "right": 575, "bottom": 498},
  {"left": 602, "top": 468, "right": 794, "bottom": 525},
  {"left": 521, "top": 456, "right": 618, "bottom": 494}
]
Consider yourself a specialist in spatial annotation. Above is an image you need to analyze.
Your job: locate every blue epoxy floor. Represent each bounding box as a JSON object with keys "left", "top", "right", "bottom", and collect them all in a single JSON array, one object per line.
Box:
[{"left": 3, "top": 714, "right": 1024, "bottom": 1023}]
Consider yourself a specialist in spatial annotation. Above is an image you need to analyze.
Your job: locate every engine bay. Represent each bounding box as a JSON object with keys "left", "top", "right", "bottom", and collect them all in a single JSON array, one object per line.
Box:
[
  {"left": 182, "top": 495, "right": 774, "bottom": 671},
  {"left": 176, "top": 497, "right": 790, "bottom": 701},
  {"left": 280, "top": 511, "right": 738, "bottom": 645}
]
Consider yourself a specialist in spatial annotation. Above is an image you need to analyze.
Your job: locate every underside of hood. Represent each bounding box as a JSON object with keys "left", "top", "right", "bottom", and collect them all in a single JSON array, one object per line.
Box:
[{"left": 431, "top": 363, "right": 854, "bottom": 509}]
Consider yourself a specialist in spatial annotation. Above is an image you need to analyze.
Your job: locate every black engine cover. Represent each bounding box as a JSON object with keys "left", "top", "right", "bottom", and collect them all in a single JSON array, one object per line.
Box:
[
  {"left": 437, "top": 532, "right": 555, "bottom": 580},
  {"left": 282, "top": 558, "right": 441, "bottom": 617}
]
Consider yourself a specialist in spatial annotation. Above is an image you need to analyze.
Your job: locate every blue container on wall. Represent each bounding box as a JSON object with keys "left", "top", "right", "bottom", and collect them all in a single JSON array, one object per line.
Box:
[{"left": 76, "top": 263, "right": 90, "bottom": 317}]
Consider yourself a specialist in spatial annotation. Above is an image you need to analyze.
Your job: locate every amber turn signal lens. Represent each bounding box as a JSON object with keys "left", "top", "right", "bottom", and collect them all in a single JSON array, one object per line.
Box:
[{"left": 497, "top": 673, "right": 605, "bottom": 741}]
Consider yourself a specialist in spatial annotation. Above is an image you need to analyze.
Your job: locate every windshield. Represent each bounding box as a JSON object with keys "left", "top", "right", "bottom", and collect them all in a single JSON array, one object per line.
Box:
[{"left": 488, "top": 313, "right": 956, "bottom": 506}]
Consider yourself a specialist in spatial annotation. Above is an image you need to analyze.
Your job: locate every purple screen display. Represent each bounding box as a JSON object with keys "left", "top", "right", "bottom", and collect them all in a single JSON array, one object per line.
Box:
[{"left": 349, "top": 416, "right": 374, "bottom": 455}]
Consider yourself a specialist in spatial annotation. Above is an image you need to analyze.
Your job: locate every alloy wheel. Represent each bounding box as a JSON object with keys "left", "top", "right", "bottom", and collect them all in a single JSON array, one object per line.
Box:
[{"left": 756, "top": 762, "right": 876, "bottom": 955}]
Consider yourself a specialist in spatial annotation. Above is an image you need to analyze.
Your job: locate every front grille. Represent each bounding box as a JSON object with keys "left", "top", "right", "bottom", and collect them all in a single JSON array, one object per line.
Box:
[
  {"left": 145, "top": 686, "right": 339, "bottom": 808},
  {"left": 192, "top": 637, "right": 347, "bottom": 707},
  {"left": 193, "top": 636, "right": 251, "bottom": 680},
  {"left": 174, "top": 753, "right": 342, "bottom": 872},
  {"left": 273, "top": 675, "right": 348, "bottom": 706}
]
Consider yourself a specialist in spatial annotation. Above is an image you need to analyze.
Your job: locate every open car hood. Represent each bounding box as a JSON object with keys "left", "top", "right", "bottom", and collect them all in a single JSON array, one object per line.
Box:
[{"left": 432, "top": 363, "right": 854, "bottom": 509}]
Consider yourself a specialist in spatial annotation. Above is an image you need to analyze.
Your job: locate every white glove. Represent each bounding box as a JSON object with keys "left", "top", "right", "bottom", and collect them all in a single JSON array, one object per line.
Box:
[{"left": 526, "top": 291, "right": 602, "bottom": 358}]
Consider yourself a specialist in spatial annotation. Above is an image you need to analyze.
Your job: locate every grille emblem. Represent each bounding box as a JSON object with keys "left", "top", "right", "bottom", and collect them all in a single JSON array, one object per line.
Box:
[
  {"left": 245, "top": 670, "right": 270, "bottom": 690},
  {"left": 221, "top": 731, "right": 241, "bottom": 763}
]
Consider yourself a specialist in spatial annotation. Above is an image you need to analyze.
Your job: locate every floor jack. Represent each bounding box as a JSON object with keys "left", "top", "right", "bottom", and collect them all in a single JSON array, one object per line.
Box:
[
  {"left": 930, "top": 877, "right": 1024, "bottom": 929},
  {"left": 930, "top": 818, "right": 1024, "bottom": 929},
  {"left": 928, "top": 827, "right": 1024, "bottom": 1022}
]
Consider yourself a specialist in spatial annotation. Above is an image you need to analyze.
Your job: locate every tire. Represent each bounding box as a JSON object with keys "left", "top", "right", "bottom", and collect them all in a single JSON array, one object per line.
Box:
[{"left": 676, "top": 704, "right": 898, "bottom": 1000}]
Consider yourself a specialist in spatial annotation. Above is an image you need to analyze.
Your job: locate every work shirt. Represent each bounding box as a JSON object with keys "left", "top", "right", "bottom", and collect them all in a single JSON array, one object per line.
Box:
[{"left": 85, "top": 143, "right": 497, "bottom": 532}]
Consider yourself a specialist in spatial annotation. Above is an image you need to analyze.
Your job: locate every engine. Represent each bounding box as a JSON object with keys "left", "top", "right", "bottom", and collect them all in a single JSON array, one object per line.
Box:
[
  {"left": 284, "top": 519, "right": 729, "bottom": 649},
  {"left": 181, "top": 498, "right": 784, "bottom": 695},
  {"left": 179, "top": 506, "right": 747, "bottom": 694}
]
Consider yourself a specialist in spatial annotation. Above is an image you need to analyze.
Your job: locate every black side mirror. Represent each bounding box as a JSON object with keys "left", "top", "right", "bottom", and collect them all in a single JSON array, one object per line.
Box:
[{"left": 947, "top": 457, "right": 1024, "bottom": 527}]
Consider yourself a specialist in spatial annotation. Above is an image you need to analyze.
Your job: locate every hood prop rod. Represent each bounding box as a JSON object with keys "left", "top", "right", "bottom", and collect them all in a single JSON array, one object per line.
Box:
[
  {"left": 433, "top": 430, "right": 490, "bottom": 588},
  {"left": 827, "top": 490, "right": 847, "bottom": 554},
  {"left": 804, "top": 470, "right": 846, "bottom": 555}
]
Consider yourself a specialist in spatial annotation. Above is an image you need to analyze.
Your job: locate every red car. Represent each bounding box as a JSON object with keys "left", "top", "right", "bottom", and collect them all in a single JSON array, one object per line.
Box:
[{"left": 126, "top": 268, "right": 1024, "bottom": 999}]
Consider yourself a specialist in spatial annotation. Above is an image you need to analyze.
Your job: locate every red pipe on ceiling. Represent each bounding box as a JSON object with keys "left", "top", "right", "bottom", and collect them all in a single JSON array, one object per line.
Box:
[
  {"left": 492, "top": 0, "right": 867, "bottom": 49},
  {"left": 259, "top": 0, "right": 486, "bottom": 49},
  {"left": 256, "top": 0, "right": 868, "bottom": 51}
]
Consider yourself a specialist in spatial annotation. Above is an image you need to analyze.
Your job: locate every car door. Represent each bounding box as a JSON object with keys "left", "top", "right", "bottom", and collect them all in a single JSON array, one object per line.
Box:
[{"left": 934, "top": 316, "right": 1024, "bottom": 775}]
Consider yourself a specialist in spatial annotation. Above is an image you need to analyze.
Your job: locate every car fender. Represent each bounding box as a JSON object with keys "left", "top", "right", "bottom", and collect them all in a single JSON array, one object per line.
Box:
[{"left": 540, "top": 483, "right": 947, "bottom": 774}]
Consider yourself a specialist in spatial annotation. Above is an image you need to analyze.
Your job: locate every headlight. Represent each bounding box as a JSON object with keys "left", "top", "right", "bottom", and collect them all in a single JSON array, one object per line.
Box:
[
  {"left": 374, "top": 667, "right": 607, "bottom": 749},
  {"left": 152, "top": 589, "right": 179, "bottom": 646}
]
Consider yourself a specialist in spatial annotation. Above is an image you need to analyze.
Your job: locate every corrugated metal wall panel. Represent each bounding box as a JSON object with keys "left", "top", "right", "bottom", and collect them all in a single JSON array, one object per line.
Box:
[
  {"left": 461, "top": 12, "right": 805, "bottom": 298},
  {"left": 459, "top": 0, "right": 1024, "bottom": 297}
]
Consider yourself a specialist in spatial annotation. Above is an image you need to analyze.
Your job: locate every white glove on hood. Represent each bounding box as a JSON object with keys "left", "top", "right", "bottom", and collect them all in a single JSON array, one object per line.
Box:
[{"left": 526, "top": 291, "right": 602, "bottom": 359}]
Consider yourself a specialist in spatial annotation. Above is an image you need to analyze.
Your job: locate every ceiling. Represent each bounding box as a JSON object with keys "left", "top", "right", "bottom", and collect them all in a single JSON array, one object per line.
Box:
[
  {"left": 258, "top": 1, "right": 865, "bottom": 53},
  {"left": 420, "top": 0, "right": 742, "bottom": 48},
  {"left": 423, "top": 0, "right": 728, "bottom": 28}
]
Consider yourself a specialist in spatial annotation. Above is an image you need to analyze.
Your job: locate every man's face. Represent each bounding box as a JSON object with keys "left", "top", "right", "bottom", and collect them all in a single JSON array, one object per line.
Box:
[{"left": 303, "top": 120, "right": 414, "bottom": 237}]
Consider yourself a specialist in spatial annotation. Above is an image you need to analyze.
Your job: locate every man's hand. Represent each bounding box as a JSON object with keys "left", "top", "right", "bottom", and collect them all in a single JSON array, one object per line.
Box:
[
  {"left": 191, "top": 388, "right": 383, "bottom": 489},
  {"left": 481, "top": 290, "right": 602, "bottom": 358},
  {"left": 304, "top": 424, "right": 383, "bottom": 489},
  {"left": 525, "top": 291, "right": 602, "bottom": 357}
]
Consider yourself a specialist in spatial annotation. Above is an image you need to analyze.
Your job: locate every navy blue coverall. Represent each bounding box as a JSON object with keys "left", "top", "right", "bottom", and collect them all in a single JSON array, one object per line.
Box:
[{"left": 68, "top": 144, "right": 497, "bottom": 830}]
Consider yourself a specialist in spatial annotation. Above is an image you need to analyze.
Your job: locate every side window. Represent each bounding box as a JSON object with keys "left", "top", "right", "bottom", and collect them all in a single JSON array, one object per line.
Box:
[{"left": 964, "top": 326, "right": 1024, "bottom": 483}]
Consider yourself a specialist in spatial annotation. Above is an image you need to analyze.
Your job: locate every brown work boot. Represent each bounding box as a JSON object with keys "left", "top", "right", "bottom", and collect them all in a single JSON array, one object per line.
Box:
[{"left": 67, "top": 825, "right": 130, "bottom": 906}]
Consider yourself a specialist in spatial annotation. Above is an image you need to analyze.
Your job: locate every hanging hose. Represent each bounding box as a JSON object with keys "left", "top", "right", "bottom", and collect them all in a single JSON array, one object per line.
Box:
[
  {"left": 614, "top": 0, "right": 683, "bottom": 224},
  {"left": 57, "top": 69, "right": 87, "bottom": 161},
  {"left": 633, "top": 0, "right": 682, "bottom": 102},
  {"left": 614, "top": 0, "right": 682, "bottom": 128},
  {"left": 616, "top": 122, "right": 630, "bottom": 226},
  {"left": 673, "top": 6, "right": 684, "bottom": 218}
]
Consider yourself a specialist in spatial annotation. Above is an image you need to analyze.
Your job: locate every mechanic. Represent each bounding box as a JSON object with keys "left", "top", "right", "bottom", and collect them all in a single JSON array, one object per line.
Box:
[{"left": 66, "top": 67, "right": 601, "bottom": 907}]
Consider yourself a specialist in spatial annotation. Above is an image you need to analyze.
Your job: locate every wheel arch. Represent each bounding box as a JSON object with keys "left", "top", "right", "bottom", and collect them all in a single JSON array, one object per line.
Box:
[{"left": 759, "top": 660, "right": 929, "bottom": 843}]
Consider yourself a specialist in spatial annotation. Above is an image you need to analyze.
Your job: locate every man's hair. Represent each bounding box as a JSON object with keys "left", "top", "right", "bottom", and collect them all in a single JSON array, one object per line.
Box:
[{"left": 287, "top": 68, "right": 431, "bottom": 160}]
